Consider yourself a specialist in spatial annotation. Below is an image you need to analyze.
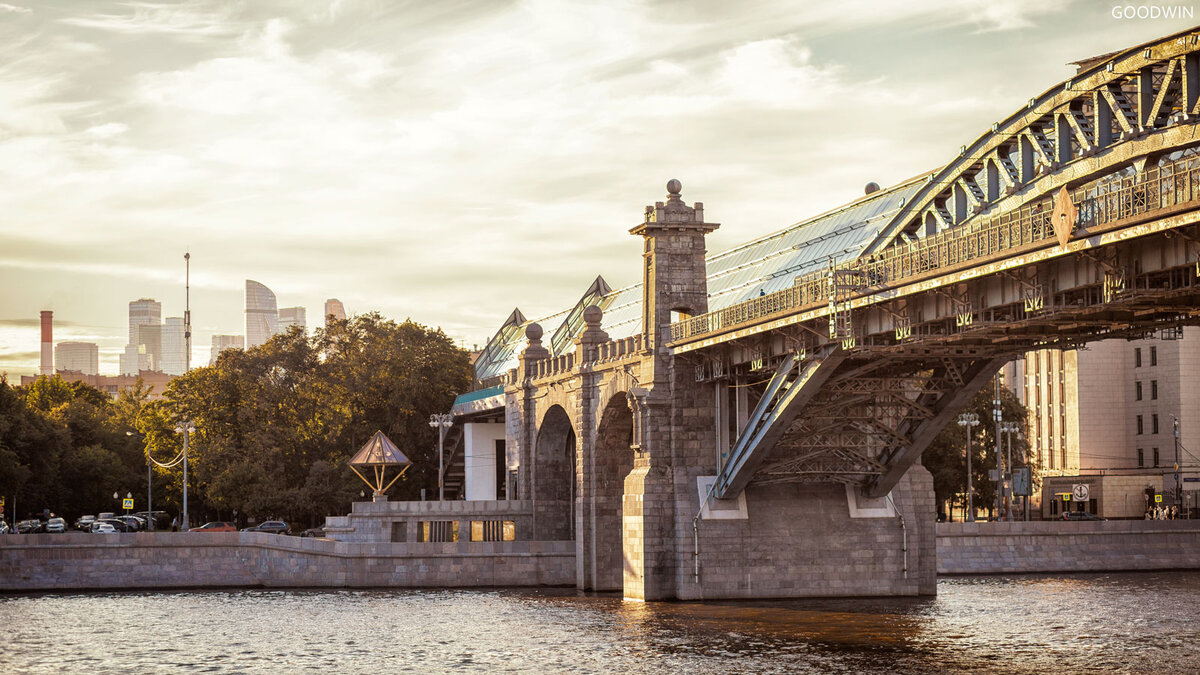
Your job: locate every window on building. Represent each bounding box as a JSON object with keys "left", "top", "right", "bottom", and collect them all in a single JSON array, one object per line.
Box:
[
  {"left": 1138, "top": 448, "right": 1144, "bottom": 467},
  {"left": 1089, "top": 498, "right": 1097, "bottom": 514},
  {"left": 1137, "top": 415, "right": 1144, "bottom": 435},
  {"left": 1135, "top": 348, "right": 1142, "bottom": 367},
  {"left": 1153, "top": 448, "right": 1160, "bottom": 467},
  {"left": 1153, "top": 414, "right": 1159, "bottom": 434},
  {"left": 1136, "top": 381, "right": 1143, "bottom": 400},
  {"left": 1150, "top": 346, "right": 1157, "bottom": 366},
  {"left": 1151, "top": 380, "right": 1158, "bottom": 400}
]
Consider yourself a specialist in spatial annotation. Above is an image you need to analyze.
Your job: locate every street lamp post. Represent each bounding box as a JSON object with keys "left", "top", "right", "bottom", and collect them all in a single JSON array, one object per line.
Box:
[
  {"left": 175, "top": 422, "right": 195, "bottom": 531},
  {"left": 1000, "top": 421, "right": 1021, "bottom": 522},
  {"left": 428, "top": 413, "right": 453, "bottom": 501},
  {"left": 958, "top": 412, "right": 981, "bottom": 522}
]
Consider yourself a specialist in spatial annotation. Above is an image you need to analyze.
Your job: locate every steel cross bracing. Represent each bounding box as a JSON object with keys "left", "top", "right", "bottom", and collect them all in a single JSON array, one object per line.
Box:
[{"left": 723, "top": 356, "right": 1005, "bottom": 494}]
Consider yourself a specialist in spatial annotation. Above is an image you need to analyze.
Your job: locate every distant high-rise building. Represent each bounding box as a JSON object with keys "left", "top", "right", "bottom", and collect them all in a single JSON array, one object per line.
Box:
[
  {"left": 55, "top": 342, "right": 99, "bottom": 375},
  {"left": 161, "top": 317, "right": 186, "bottom": 375},
  {"left": 39, "top": 310, "right": 53, "bottom": 376},
  {"left": 128, "top": 299, "right": 161, "bottom": 345},
  {"left": 137, "top": 323, "right": 162, "bottom": 372},
  {"left": 278, "top": 306, "right": 306, "bottom": 334},
  {"left": 120, "top": 344, "right": 141, "bottom": 375},
  {"left": 245, "top": 280, "right": 279, "bottom": 349},
  {"left": 121, "top": 298, "right": 163, "bottom": 374},
  {"left": 324, "top": 299, "right": 346, "bottom": 326},
  {"left": 210, "top": 334, "right": 245, "bottom": 364}
]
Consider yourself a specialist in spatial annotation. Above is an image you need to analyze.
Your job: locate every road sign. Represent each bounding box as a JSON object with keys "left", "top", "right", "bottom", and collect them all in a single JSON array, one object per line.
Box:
[
  {"left": 122, "top": 498, "right": 134, "bottom": 510},
  {"left": 1012, "top": 468, "right": 1032, "bottom": 496},
  {"left": 1155, "top": 494, "right": 1163, "bottom": 503},
  {"left": 1072, "top": 484, "right": 1090, "bottom": 502}
]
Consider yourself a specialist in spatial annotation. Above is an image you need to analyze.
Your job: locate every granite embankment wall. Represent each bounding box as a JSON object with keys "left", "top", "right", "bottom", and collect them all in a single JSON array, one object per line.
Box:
[
  {"left": 0, "top": 532, "right": 575, "bottom": 592},
  {"left": 937, "top": 520, "right": 1200, "bottom": 574}
]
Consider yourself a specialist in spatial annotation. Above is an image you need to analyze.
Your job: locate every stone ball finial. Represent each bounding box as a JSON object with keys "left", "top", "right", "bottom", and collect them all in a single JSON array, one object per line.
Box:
[
  {"left": 583, "top": 305, "right": 603, "bottom": 326},
  {"left": 864, "top": 181, "right": 881, "bottom": 195},
  {"left": 666, "top": 179, "right": 682, "bottom": 196},
  {"left": 525, "top": 323, "right": 543, "bottom": 341}
]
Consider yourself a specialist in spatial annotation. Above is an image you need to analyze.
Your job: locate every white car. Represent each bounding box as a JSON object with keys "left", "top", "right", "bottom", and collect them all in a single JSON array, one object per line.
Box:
[
  {"left": 91, "top": 522, "right": 118, "bottom": 534},
  {"left": 45, "top": 517, "right": 67, "bottom": 533}
]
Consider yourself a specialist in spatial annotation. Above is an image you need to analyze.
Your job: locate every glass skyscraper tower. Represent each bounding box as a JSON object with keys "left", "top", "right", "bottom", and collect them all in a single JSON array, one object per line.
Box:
[{"left": 245, "top": 280, "right": 278, "bottom": 348}]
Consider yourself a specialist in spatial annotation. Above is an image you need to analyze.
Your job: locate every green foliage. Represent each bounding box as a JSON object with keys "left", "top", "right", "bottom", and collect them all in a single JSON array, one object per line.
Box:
[
  {"left": 0, "top": 315, "right": 469, "bottom": 527},
  {"left": 922, "top": 379, "right": 1035, "bottom": 521},
  {"left": 163, "top": 313, "right": 471, "bottom": 525}
]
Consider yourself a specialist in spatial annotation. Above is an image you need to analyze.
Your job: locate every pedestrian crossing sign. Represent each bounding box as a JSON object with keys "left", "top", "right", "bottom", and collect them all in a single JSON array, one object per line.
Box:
[{"left": 122, "top": 498, "right": 134, "bottom": 509}]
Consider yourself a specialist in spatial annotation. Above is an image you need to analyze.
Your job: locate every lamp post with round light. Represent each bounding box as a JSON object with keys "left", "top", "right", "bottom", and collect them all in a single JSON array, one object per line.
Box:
[
  {"left": 999, "top": 421, "right": 1021, "bottom": 521},
  {"left": 429, "top": 413, "right": 454, "bottom": 501},
  {"left": 175, "top": 422, "right": 196, "bottom": 531},
  {"left": 958, "top": 412, "right": 981, "bottom": 522}
]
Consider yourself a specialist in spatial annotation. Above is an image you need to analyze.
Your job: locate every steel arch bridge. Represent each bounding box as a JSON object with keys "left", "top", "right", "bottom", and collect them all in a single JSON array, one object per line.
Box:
[{"left": 459, "top": 28, "right": 1200, "bottom": 601}]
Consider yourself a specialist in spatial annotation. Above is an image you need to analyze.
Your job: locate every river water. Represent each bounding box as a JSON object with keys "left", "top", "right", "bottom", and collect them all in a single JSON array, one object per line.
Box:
[{"left": 2, "top": 572, "right": 1197, "bottom": 673}]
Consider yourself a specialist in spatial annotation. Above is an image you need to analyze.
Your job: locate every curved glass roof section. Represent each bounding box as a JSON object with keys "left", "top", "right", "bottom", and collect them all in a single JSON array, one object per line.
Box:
[{"left": 473, "top": 176, "right": 925, "bottom": 384}]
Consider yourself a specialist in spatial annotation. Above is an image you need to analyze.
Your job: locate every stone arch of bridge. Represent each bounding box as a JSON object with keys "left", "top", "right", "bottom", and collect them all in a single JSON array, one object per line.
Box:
[
  {"left": 588, "top": 390, "right": 635, "bottom": 592},
  {"left": 534, "top": 404, "right": 576, "bottom": 541}
]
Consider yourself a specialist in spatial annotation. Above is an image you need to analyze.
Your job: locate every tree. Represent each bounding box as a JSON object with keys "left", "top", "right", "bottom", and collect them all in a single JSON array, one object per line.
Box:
[
  {"left": 162, "top": 314, "right": 471, "bottom": 523},
  {"left": 921, "top": 377, "right": 1034, "bottom": 521}
]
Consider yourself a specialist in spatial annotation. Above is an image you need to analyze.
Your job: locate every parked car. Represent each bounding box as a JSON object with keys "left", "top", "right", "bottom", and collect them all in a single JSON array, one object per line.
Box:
[
  {"left": 91, "top": 521, "right": 118, "bottom": 534},
  {"left": 192, "top": 521, "right": 237, "bottom": 532},
  {"left": 115, "top": 515, "right": 146, "bottom": 531},
  {"left": 17, "top": 519, "right": 42, "bottom": 534},
  {"left": 298, "top": 527, "right": 326, "bottom": 538},
  {"left": 243, "top": 521, "right": 290, "bottom": 535},
  {"left": 75, "top": 515, "right": 96, "bottom": 531},
  {"left": 1062, "top": 511, "right": 1106, "bottom": 521},
  {"left": 97, "top": 512, "right": 115, "bottom": 521},
  {"left": 45, "top": 517, "right": 67, "bottom": 534},
  {"left": 134, "top": 511, "right": 170, "bottom": 530},
  {"left": 0, "top": 521, "right": 10, "bottom": 535},
  {"left": 98, "top": 518, "right": 135, "bottom": 533}
]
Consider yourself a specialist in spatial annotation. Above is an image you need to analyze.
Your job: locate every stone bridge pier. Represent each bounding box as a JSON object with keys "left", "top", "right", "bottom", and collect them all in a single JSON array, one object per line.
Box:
[{"left": 499, "top": 183, "right": 936, "bottom": 600}]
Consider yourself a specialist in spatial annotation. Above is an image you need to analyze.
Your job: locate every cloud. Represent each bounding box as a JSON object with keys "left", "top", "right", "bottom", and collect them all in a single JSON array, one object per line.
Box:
[
  {"left": 0, "top": 3, "right": 30, "bottom": 14},
  {"left": 0, "top": 0, "right": 1188, "bottom": 378},
  {"left": 0, "top": 318, "right": 79, "bottom": 328}
]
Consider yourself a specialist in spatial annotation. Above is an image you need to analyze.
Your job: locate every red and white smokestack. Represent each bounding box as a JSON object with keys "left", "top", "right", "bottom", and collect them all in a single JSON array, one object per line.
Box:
[{"left": 39, "top": 310, "right": 53, "bottom": 376}]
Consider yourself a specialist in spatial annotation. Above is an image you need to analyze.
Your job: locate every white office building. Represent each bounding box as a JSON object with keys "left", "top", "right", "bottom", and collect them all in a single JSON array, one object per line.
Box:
[
  {"left": 245, "top": 280, "right": 279, "bottom": 349},
  {"left": 55, "top": 342, "right": 99, "bottom": 375}
]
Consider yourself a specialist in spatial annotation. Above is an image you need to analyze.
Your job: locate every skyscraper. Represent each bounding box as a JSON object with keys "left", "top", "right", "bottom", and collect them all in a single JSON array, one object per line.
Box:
[
  {"left": 161, "top": 317, "right": 186, "bottom": 375},
  {"left": 128, "top": 299, "right": 161, "bottom": 344},
  {"left": 245, "top": 280, "right": 278, "bottom": 348},
  {"left": 210, "top": 334, "right": 245, "bottom": 364},
  {"left": 55, "top": 342, "right": 99, "bottom": 375},
  {"left": 137, "top": 323, "right": 162, "bottom": 372},
  {"left": 278, "top": 306, "right": 306, "bottom": 334},
  {"left": 324, "top": 298, "right": 346, "bottom": 327}
]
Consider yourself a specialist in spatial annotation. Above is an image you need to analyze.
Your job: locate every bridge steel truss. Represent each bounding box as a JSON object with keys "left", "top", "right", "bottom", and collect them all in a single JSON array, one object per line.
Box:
[{"left": 681, "top": 29, "right": 1200, "bottom": 501}]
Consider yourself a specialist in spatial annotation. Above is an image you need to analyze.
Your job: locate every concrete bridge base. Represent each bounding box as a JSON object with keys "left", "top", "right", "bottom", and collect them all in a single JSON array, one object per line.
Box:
[{"left": 681, "top": 465, "right": 936, "bottom": 599}]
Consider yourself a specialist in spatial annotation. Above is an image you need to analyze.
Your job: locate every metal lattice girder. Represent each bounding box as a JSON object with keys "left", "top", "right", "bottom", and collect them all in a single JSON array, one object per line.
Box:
[
  {"left": 866, "top": 356, "right": 1008, "bottom": 498},
  {"left": 712, "top": 346, "right": 846, "bottom": 499}
]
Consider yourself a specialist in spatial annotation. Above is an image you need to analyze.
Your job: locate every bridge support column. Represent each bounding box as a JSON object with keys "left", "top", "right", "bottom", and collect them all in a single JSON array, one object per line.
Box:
[
  {"left": 622, "top": 455, "right": 676, "bottom": 600},
  {"left": 681, "top": 465, "right": 936, "bottom": 599}
]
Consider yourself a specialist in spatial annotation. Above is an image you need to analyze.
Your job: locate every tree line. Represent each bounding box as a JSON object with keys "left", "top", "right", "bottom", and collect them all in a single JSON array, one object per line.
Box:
[
  {"left": 0, "top": 314, "right": 472, "bottom": 528},
  {"left": 921, "top": 381, "right": 1037, "bottom": 521}
]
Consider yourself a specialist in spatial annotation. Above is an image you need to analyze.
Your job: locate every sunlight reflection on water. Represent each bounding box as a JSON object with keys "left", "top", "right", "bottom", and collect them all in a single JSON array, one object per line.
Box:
[{"left": 1, "top": 571, "right": 1198, "bottom": 673}]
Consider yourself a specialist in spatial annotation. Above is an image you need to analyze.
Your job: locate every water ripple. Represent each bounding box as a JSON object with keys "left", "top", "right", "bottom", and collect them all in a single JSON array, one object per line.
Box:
[{"left": 1, "top": 572, "right": 1198, "bottom": 673}]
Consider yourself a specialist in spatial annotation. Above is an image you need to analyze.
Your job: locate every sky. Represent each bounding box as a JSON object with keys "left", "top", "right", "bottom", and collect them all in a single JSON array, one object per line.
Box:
[{"left": 0, "top": 0, "right": 1195, "bottom": 377}]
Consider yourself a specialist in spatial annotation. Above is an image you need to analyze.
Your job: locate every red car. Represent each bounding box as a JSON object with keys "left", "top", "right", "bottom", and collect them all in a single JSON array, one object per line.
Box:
[{"left": 192, "top": 521, "right": 237, "bottom": 532}]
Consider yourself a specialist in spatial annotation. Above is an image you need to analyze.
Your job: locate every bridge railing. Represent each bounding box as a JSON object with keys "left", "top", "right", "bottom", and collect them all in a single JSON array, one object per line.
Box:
[{"left": 670, "top": 153, "right": 1200, "bottom": 344}]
